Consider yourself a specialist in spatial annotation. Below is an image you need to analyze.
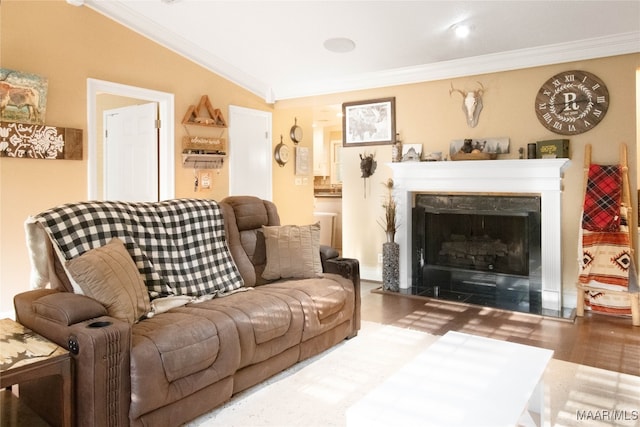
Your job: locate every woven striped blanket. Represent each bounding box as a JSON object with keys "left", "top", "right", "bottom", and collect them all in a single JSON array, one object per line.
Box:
[{"left": 27, "top": 199, "right": 244, "bottom": 299}]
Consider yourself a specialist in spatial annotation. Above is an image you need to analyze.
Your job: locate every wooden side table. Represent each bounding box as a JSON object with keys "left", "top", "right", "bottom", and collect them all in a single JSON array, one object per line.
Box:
[{"left": 0, "top": 318, "right": 73, "bottom": 427}]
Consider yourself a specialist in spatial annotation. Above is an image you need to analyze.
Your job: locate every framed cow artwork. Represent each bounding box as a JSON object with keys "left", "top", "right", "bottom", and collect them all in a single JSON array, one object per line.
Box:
[{"left": 0, "top": 69, "right": 48, "bottom": 125}]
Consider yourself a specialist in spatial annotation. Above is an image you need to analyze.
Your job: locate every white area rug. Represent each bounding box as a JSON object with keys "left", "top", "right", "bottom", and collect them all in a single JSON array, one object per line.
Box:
[{"left": 187, "top": 322, "right": 640, "bottom": 427}]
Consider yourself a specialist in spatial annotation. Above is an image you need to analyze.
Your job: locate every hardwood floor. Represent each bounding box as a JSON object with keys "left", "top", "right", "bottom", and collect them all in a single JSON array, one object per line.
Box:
[{"left": 360, "top": 280, "right": 640, "bottom": 377}]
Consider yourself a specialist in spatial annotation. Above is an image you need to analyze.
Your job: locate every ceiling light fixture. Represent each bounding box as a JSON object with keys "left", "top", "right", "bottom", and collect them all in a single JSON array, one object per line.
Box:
[
  {"left": 452, "top": 24, "right": 471, "bottom": 39},
  {"left": 323, "top": 37, "right": 356, "bottom": 53}
]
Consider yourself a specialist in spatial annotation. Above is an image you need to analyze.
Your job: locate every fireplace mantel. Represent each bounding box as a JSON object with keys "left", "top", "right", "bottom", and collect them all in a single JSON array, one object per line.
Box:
[{"left": 388, "top": 158, "right": 571, "bottom": 313}]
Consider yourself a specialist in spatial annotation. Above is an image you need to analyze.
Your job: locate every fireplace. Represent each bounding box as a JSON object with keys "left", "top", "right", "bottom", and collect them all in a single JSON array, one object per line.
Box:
[
  {"left": 388, "top": 158, "right": 571, "bottom": 317},
  {"left": 412, "top": 193, "right": 542, "bottom": 313}
]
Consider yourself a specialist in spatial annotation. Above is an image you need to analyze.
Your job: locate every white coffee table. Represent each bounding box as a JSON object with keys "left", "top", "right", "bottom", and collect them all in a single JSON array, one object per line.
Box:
[{"left": 347, "top": 330, "right": 553, "bottom": 427}]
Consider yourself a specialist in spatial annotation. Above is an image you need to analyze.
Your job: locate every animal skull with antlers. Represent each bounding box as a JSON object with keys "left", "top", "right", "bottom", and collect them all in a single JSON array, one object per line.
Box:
[{"left": 450, "top": 82, "right": 485, "bottom": 128}]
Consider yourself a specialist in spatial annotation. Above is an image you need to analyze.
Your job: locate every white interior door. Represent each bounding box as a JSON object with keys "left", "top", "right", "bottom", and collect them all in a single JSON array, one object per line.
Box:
[
  {"left": 229, "top": 106, "right": 272, "bottom": 200},
  {"left": 104, "top": 102, "right": 158, "bottom": 201}
]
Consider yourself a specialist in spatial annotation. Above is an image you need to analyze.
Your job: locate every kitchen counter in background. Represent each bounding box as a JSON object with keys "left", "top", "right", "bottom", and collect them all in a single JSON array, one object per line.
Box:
[
  {"left": 314, "top": 195, "right": 342, "bottom": 251},
  {"left": 314, "top": 181, "right": 341, "bottom": 198},
  {"left": 314, "top": 191, "right": 342, "bottom": 198}
]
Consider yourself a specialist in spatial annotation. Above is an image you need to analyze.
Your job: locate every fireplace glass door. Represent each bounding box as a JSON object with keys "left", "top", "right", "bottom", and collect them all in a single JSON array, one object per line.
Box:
[{"left": 412, "top": 194, "right": 542, "bottom": 314}]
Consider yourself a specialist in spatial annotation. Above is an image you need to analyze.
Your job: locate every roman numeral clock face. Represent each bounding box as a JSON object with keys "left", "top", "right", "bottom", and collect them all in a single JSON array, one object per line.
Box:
[{"left": 535, "top": 70, "right": 609, "bottom": 135}]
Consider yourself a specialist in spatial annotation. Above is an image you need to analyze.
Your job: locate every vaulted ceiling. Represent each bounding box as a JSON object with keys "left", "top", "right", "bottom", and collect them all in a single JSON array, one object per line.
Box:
[{"left": 76, "top": 0, "right": 640, "bottom": 102}]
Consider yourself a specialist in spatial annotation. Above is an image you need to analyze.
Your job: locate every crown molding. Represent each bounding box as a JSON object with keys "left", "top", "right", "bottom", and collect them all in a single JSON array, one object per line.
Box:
[
  {"left": 274, "top": 31, "right": 640, "bottom": 100},
  {"left": 83, "top": 0, "right": 271, "bottom": 101},
  {"left": 81, "top": 0, "right": 639, "bottom": 102}
]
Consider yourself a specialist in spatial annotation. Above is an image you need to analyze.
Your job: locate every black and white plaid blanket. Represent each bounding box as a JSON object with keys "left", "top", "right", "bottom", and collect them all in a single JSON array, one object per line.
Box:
[{"left": 32, "top": 199, "right": 244, "bottom": 298}]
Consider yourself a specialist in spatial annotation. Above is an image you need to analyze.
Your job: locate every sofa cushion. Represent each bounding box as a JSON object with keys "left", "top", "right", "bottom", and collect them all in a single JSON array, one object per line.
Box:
[
  {"left": 193, "top": 290, "right": 304, "bottom": 368},
  {"left": 261, "top": 223, "right": 322, "bottom": 281},
  {"left": 259, "top": 274, "right": 355, "bottom": 341},
  {"left": 66, "top": 238, "right": 151, "bottom": 323},
  {"left": 129, "top": 310, "right": 241, "bottom": 419},
  {"left": 134, "top": 314, "right": 221, "bottom": 382}
]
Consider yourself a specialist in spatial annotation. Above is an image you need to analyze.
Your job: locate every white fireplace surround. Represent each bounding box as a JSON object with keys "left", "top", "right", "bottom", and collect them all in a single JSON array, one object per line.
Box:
[{"left": 388, "top": 158, "right": 571, "bottom": 313}]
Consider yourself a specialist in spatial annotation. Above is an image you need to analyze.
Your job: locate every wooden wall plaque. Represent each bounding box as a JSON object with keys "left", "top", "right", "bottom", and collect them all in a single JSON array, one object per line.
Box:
[
  {"left": 0, "top": 121, "right": 83, "bottom": 160},
  {"left": 182, "top": 136, "right": 226, "bottom": 154}
]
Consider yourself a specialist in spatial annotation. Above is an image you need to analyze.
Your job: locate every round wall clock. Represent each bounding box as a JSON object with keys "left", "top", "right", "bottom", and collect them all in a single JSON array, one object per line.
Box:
[
  {"left": 535, "top": 70, "right": 609, "bottom": 135},
  {"left": 274, "top": 136, "right": 289, "bottom": 167}
]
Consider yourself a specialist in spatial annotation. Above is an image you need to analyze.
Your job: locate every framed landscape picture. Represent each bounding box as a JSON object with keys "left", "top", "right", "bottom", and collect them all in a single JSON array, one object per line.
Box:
[{"left": 342, "top": 97, "right": 395, "bottom": 146}]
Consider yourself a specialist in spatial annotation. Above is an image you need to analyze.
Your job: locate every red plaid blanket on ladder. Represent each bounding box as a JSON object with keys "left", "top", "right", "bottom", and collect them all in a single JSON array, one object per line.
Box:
[{"left": 579, "top": 164, "right": 638, "bottom": 315}]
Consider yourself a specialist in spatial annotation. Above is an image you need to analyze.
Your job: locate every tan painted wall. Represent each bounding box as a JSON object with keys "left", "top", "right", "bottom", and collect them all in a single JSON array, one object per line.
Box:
[
  {"left": 271, "top": 107, "right": 316, "bottom": 224},
  {"left": 1, "top": 0, "right": 637, "bottom": 315},
  {"left": 278, "top": 54, "right": 640, "bottom": 308},
  {"left": 0, "top": 0, "right": 275, "bottom": 315}
]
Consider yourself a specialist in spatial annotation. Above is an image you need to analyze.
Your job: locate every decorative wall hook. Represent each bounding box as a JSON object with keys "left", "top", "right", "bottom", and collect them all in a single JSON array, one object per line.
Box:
[{"left": 359, "top": 151, "right": 377, "bottom": 198}]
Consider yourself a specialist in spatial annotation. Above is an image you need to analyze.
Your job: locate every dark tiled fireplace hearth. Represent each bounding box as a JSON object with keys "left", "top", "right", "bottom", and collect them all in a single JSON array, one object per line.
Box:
[
  {"left": 412, "top": 193, "right": 542, "bottom": 314},
  {"left": 388, "top": 158, "right": 571, "bottom": 318}
]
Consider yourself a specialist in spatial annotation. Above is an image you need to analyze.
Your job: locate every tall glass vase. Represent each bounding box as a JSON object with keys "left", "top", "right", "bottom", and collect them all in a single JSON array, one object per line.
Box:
[{"left": 382, "top": 241, "right": 400, "bottom": 292}]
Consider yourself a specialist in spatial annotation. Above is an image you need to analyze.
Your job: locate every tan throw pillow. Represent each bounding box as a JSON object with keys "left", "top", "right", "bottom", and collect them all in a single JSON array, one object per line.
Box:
[
  {"left": 66, "top": 238, "right": 151, "bottom": 324},
  {"left": 262, "top": 223, "right": 323, "bottom": 280}
]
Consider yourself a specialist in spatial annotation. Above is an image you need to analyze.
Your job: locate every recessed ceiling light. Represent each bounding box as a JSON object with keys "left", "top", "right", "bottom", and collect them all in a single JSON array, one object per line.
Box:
[
  {"left": 452, "top": 24, "right": 471, "bottom": 38},
  {"left": 323, "top": 38, "right": 356, "bottom": 53}
]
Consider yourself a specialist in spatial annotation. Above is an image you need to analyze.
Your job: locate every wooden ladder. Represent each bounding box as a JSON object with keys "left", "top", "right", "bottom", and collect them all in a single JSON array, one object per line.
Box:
[{"left": 576, "top": 143, "right": 639, "bottom": 326}]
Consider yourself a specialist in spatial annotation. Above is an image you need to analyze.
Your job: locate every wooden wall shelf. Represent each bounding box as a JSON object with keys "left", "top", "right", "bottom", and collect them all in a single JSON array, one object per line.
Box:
[
  {"left": 182, "top": 95, "right": 227, "bottom": 128},
  {"left": 182, "top": 153, "right": 225, "bottom": 169},
  {"left": 0, "top": 121, "right": 82, "bottom": 160}
]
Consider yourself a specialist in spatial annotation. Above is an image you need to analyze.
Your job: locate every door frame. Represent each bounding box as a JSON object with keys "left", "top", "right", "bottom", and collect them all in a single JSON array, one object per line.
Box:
[{"left": 87, "top": 78, "right": 175, "bottom": 200}]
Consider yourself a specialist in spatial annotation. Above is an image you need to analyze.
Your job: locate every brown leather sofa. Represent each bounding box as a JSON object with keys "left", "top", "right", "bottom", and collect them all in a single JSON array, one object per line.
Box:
[{"left": 14, "top": 196, "right": 360, "bottom": 426}]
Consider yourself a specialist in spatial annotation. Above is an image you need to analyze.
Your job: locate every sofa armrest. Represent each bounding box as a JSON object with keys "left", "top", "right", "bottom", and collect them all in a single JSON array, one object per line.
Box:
[
  {"left": 319, "top": 245, "right": 340, "bottom": 271},
  {"left": 18, "top": 289, "right": 107, "bottom": 324},
  {"left": 324, "top": 257, "right": 361, "bottom": 337},
  {"left": 14, "top": 290, "right": 132, "bottom": 426}
]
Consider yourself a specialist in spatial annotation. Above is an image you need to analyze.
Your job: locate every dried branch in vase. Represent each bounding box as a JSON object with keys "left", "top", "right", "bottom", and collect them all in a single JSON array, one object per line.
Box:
[{"left": 378, "top": 178, "right": 398, "bottom": 242}]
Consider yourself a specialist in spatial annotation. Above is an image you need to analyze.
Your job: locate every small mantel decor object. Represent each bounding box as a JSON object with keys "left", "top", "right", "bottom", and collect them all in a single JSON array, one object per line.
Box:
[
  {"left": 401, "top": 144, "right": 422, "bottom": 162},
  {"left": 536, "top": 139, "right": 569, "bottom": 159},
  {"left": 379, "top": 178, "right": 400, "bottom": 292},
  {"left": 391, "top": 132, "right": 402, "bottom": 162},
  {"left": 449, "top": 137, "right": 509, "bottom": 161}
]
